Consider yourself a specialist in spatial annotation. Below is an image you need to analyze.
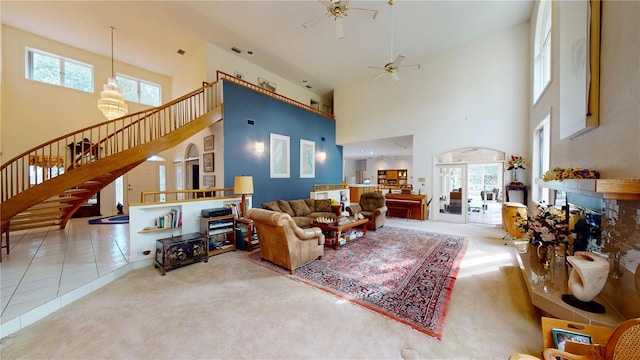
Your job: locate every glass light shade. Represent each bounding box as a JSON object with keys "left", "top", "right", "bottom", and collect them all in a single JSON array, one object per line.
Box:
[
  {"left": 234, "top": 176, "right": 254, "bottom": 195},
  {"left": 97, "top": 77, "right": 128, "bottom": 120},
  {"left": 255, "top": 141, "right": 265, "bottom": 153}
]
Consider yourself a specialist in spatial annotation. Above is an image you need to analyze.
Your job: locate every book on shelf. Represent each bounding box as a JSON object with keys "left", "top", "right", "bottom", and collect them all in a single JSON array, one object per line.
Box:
[{"left": 153, "top": 209, "right": 181, "bottom": 229}]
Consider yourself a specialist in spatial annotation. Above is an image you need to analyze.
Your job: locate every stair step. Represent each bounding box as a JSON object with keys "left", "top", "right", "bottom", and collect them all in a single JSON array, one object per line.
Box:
[
  {"left": 9, "top": 220, "right": 61, "bottom": 231},
  {"left": 63, "top": 188, "right": 90, "bottom": 194},
  {"left": 43, "top": 196, "right": 81, "bottom": 203},
  {"left": 11, "top": 214, "right": 62, "bottom": 224},
  {"left": 26, "top": 203, "right": 73, "bottom": 211},
  {"left": 13, "top": 208, "right": 64, "bottom": 219}
]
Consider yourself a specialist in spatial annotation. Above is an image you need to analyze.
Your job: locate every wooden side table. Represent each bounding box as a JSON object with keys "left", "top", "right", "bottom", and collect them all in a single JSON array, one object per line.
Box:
[
  {"left": 506, "top": 184, "right": 528, "bottom": 205},
  {"left": 236, "top": 218, "right": 259, "bottom": 251}
]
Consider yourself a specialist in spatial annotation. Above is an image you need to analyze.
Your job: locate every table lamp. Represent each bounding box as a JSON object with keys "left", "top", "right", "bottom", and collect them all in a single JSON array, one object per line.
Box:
[{"left": 234, "top": 176, "right": 254, "bottom": 218}]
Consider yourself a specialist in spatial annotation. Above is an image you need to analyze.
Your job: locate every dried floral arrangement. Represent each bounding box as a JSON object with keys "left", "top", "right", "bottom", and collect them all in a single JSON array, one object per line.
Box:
[{"left": 543, "top": 167, "right": 600, "bottom": 181}]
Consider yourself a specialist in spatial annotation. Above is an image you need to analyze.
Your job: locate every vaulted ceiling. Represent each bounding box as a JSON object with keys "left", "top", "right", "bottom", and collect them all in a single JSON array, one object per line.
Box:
[{"left": 1, "top": 0, "right": 533, "bottom": 159}]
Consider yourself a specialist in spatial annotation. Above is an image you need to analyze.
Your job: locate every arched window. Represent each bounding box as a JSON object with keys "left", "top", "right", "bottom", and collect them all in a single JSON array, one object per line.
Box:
[{"left": 533, "top": 0, "right": 552, "bottom": 102}]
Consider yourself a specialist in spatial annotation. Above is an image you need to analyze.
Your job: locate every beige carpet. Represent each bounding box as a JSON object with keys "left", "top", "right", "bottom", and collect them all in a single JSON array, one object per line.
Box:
[{"left": 0, "top": 219, "right": 542, "bottom": 359}]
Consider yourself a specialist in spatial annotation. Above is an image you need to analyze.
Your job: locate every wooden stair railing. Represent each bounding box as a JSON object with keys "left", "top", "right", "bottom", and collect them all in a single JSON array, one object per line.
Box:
[{"left": 0, "top": 80, "right": 223, "bottom": 235}]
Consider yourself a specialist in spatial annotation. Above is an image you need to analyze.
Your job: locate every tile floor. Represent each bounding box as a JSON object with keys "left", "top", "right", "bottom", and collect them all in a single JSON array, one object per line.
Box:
[{"left": 1, "top": 218, "right": 131, "bottom": 336}]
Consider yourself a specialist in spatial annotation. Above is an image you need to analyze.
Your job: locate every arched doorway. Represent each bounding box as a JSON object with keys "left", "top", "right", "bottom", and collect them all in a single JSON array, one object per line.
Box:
[
  {"left": 432, "top": 147, "right": 505, "bottom": 224},
  {"left": 184, "top": 143, "right": 200, "bottom": 197}
]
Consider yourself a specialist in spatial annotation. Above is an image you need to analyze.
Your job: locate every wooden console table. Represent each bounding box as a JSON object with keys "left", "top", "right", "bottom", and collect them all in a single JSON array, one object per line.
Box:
[{"left": 505, "top": 184, "right": 528, "bottom": 205}]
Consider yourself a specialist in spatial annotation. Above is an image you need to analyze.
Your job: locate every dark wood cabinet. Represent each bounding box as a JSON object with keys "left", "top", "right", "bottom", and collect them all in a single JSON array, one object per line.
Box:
[{"left": 155, "top": 232, "right": 207, "bottom": 275}]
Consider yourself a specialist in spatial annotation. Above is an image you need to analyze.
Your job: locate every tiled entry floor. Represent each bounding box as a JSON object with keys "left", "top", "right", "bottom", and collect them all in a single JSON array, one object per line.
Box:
[{"left": 1, "top": 218, "right": 130, "bottom": 335}]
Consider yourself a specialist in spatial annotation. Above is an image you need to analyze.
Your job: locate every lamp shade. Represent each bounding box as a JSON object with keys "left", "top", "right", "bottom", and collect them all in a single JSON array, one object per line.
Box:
[{"left": 234, "top": 176, "right": 254, "bottom": 195}]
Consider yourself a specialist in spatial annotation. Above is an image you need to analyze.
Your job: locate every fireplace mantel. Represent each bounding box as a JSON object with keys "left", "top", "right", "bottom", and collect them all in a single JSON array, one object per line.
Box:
[{"left": 536, "top": 178, "right": 640, "bottom": 201}]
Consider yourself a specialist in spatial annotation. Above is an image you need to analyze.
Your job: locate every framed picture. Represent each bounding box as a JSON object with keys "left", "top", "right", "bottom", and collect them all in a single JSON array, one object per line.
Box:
[
  {"left": 552, "top": 328, "right": 592, "bottom": 351},
  {"left": 270, "top": 133, "right": 290, "bottom": 178},
  {"left": 300, "top": 139, "right": 315, "bottom": 178},
  {"left": 203, "top": 152, "right": 214, "bottom": 173},
  {"left": 203, "top": 175, "right": 215, "bottom": 188},
  {"left": 258, "top": 77, "right": 277, "bottom": 92},
  {"left": 204, "top": 135, "right": 214, "bottom": 151}
]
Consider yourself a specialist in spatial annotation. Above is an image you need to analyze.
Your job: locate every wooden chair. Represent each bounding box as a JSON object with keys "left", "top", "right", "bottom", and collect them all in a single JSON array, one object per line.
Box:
[{"left": 542, "top": 317, "right": 640, "bottom": 360}]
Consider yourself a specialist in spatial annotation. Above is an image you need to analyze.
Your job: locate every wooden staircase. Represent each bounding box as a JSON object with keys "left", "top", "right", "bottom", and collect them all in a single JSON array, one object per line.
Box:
[{"left": 1, "top": 80, "right": 223, "bottom": 241}]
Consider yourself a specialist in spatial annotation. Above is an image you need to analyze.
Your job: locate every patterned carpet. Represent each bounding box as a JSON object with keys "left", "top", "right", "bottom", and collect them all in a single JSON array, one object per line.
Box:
[{"left": 246, "top": 226, "right": 468, "bottom": 340}]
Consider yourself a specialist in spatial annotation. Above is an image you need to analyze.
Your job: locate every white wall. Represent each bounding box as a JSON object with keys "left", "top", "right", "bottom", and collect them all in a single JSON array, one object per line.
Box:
[
  {"left": 1, "top": 26, "right": 172, "bottom": 161},
  {"left": 205, "top": 43, "right": 331, "bottom": 111},
  {"left": 334, "top": 22, "right": 531, "bottom": 201},
  {"left": 530, "top": 1, "right": 640, "bottom": 179}
]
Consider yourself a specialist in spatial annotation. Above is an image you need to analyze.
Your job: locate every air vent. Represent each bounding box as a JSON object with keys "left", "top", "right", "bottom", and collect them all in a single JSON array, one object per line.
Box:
[
  {"left": 177, "top": 49, "right": 186, "bottom": 55},
  {"left": 231, "top": 47, "right": 242, "bottom": 54},
  {"left": 305, "top": 85, "right": 312, "bottom": 89},
  {"left": 247, "top": 119, "right": 255, "bottom": 125}
]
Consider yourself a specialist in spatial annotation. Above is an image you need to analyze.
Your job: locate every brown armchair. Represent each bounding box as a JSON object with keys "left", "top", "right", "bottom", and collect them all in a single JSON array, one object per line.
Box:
[
  {"left": 346, "top": 191, "right": 387, "bottom": 230},
  {"left": 248, "top": 208, "right": 324, "bottom": 274}
]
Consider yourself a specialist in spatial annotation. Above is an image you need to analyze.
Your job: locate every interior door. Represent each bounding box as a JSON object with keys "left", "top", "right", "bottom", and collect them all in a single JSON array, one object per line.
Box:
[
  {"left": 432, "top": 164, "right": 467, "bottom": 223},
  {"left": 125, "top": 162, "right": 158, "bottom": 212}
]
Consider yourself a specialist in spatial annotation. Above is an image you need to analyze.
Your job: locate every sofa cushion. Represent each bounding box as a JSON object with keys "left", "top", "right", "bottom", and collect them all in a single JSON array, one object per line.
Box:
[
  {"left": 315, "top": 199, "right": 332, "bottom": 212},
  {"left": 304, "top": 198, "right": 316, "bottom": 212},
  {"left": 278, "top": 200, "right": 295, "bottom": 216},
  {"left": 290, "top": 199, "right": 311, "bottom": 216},
  {"left": 262, "top": 201, "right": 282, "bottom": 212},
  {"left": 293, "top": 216, "right": 312, "bottom": 228}
]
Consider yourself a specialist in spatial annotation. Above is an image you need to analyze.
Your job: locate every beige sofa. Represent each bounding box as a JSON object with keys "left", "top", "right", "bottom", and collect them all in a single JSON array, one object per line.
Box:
[
  {"left": 261, "top": 198, "right": 338, "bottom": 228},
  {"left": 248, "top": 208, "right": 324, "bottom": 274}
]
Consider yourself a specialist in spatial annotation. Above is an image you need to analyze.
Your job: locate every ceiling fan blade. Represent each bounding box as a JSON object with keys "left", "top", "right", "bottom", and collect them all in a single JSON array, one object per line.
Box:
[
  {"left": 335, "top": 17, "right": 344, "bottom": 39},
  {"left": 399, "top": 64, "right": 421, "bottom": 71},
  {"left": 391, "top": 71, "right": 400, "bottom": 81},
  {"left": 302, "top": 15, "right": 326, "bottom": 29},
  {"left": 349, "top": 7, "right": 378, "bottom": 20},
  {"left": 393, "top": 55, "right": 406, "bottom": 67},
  {"left": 368, "top": 65, "right": 386, "bottom": 70},
  {"left": 370, "top": 72, "right": 387, "bottom": 81}
]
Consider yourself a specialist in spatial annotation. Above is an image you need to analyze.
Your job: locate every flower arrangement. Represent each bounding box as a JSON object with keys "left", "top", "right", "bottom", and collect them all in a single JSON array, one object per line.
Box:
[
  {"left": 507, "top": 155, "right": 526, "bottom": 170},
  {"left": 542, "top": 167, "right": 600, "bottom": 181},
  {"left": 515, "top": 203, "right": 568, "bottom": 246}
]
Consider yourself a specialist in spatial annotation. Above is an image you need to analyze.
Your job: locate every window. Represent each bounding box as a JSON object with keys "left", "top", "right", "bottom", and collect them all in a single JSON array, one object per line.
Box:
[
  {"left": 532, "top": 115, "right": 551, "bottom": 202},
  {"left": 116, "top": 74, "right": 161, "bottom": 106},
  {"left": 25, "top": 48, "right": 93, "bottom": 92},
  {"left": 533, "top": 0, "right": 552, "bottom": 102}
]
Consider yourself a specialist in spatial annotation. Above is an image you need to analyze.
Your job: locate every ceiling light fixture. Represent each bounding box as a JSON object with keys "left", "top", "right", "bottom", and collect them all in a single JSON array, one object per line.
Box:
[{"left": 97, "top": 26, "right": 128, "bottom": 120}]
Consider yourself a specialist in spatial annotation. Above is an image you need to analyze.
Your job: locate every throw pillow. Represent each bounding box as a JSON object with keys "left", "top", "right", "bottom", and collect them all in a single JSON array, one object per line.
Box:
[
  {"left": 262, "top": 201, "right": 282, "bottom": 212},
  {"left": 304, "top": 198, "right": 316, "bottom": 212},
  {"left": 278, "top": 200, "right": 295, "bottom": 216},
  {"left": 290, "top": 199, "right": 311, "bottom": 216},
  {"left": 315, "top": 198, "right": 332, "bottom": 212}
]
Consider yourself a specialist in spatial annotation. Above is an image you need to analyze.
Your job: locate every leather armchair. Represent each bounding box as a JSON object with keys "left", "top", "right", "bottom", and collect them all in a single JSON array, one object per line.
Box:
[
  {"left": 346, "top": 191, "right": 387, "bottom": 230},
  {"left": 248, "top": 208, "right": 324, "bottom": 274}
]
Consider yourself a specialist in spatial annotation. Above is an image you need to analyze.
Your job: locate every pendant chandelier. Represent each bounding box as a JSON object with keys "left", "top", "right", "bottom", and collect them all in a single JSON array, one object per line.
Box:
[{"left": 97, "top": 26, "right": 128, "bottom": 120}]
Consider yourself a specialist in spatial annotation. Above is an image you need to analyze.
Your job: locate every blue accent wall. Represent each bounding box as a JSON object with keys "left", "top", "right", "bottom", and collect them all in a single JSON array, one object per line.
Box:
[{"left": 223, "top": 81, "right": 343, "bottom": 207}]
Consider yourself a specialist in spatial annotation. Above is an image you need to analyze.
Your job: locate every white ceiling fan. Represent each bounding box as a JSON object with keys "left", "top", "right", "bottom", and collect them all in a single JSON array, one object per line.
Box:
[
  {"left": 302, "top": 0, "right": 378, "bottom": 40},
  {"left": 369, "top": 0, "right": 420, "bottom": 81}
]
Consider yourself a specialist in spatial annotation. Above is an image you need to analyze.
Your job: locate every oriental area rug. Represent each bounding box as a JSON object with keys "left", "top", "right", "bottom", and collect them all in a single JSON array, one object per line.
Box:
[{"left": 246, "top": 226, "right": 468, "bottom": 340}]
